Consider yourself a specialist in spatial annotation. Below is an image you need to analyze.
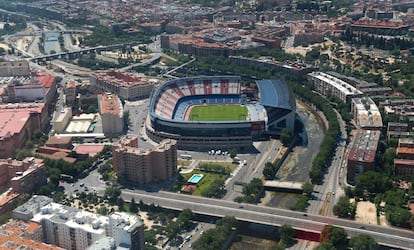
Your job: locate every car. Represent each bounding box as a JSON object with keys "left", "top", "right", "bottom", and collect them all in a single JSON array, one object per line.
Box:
[
  {"left": 303, "top": 213, "right": 308, "bottom": 216},
  {"left": 200, "top": 231, "right": 204, "bottom": 235},
  {"left": 239, "top": 205, "right": 244, "bottom": 208},
  {"left": 73, "top": 189, "right": 79, "bottom": 193},
  {"left": 80, "top": 183, "right": 84, "bottom": 187}
]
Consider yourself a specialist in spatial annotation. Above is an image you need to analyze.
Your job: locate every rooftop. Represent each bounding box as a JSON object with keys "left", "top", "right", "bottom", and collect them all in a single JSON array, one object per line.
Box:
[
  {"left": 348, "top": 130, "right": 381, "bottom": 163},
  {"left": 309, "top": 72, "right": 363, "bottom": 96},
  {"left": 99, "top": 93, "right": 122, "bottom": 116},
  {"left": 93, "top": 70, "right": 153, "bottom": 88},
  {"left": 0, "top": 103, "right": 45, "bottom": 138}
]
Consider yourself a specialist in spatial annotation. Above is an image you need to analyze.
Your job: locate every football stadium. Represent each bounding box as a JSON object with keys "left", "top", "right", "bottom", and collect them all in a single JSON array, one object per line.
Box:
[{"left": 146, "top": 76, "right": 296, "bottom": 149}]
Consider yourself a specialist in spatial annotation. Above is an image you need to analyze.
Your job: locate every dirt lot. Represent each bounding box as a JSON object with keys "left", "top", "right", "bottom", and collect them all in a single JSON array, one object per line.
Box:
[{"left": 354, "top": 200, "right": 387, "bottom": 226}]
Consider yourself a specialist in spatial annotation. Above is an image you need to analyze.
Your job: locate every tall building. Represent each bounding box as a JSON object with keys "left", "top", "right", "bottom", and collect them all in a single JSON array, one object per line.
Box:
[
  {"left": 98, "top": 93, "right": 124, "bottom": 136},
  {"left": 13, "top": 195, "right": 145, "bottom": 250},
  {"left": 112, "top": 135, "right": 177, "bottom": 185},
  {"left": 351, "top": 97, "right": 383, "bottom": 130},
  {"left": 90, "top": 70, "right": 154, "bottom": 101},
  {"left": 0, "top": 219, "right": 63, "bottom": 250},
  {"left": 347, "top": 130, "right": 381, "bottom": 184}
]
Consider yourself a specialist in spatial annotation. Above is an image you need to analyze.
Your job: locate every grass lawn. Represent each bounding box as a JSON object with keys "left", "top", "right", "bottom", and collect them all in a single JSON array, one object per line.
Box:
[
  {"left": 177, "top": 159, "right": 192, "bottom": 167},
  {"left": 188, "top": 104, "right": 248, "bottom": 121},
  {"left": 181, "top": 170, "right": 227, "bottom": 196},
  {"left": 197, "top": 161, "right": 238, "bottom": 172}
]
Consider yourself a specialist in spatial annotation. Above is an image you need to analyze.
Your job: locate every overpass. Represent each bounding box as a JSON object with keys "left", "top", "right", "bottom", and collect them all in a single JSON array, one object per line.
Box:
[
  {"left": 263, "top": 180, "right": 304, "bottom": 193},
  {"left": 112, "top": 188, "right": 414, "bottom": 249},
  {"left": 29, "top": 42, "right": 140, "bottom": 62},
  {"left": 12, "top": 29, "right": 92, "bottom": 37}
]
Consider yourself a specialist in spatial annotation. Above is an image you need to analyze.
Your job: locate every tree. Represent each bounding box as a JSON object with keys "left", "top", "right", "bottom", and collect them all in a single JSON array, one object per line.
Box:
[
  {"left": 355, "top": 171, "right": 391, "bottom": 197},
  {"left": 279, "top": 224, "right": 295, "bottom": 247},
  {"left": 280, "top": 128, "right": 292, "bottom": 146},
  {"left": 302, "top": 182, "right": 314, "bottom": 197},
  {"left": 263, "top": 162, "right": 274, "bottom": 179},
  {"left": 314, "top": 242, "right": 336, "bottom": 250},
  {"left": 129, "top": 198, "right": 138, "bottom": 213},
  {"left": 333, "top": 196, "right": 355, "bottom": 218},
  {"left": 349, "top": 234, "right": 378, "bottom": 250},
  {"left": 229, "top": 148, "right": 237, "bottom": 159},
  {"left": 329, "top": 226, "right": 348, "bottom": 249}
]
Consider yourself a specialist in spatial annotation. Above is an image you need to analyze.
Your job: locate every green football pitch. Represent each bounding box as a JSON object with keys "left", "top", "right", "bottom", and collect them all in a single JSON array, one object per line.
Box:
[{"left": 188, "top": 104, "right": 248, "bottom": 121}]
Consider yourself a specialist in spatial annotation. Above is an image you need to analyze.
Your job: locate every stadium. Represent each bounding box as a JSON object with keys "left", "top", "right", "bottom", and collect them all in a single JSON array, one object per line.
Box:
[{"left": 146, "top": 76, "right": 296, "bottom": 149}]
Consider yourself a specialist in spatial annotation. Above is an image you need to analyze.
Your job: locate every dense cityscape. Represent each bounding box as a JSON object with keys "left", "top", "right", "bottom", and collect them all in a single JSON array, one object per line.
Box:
[{"left": 0, "top": 0, "right": 414, "bottom": 249}]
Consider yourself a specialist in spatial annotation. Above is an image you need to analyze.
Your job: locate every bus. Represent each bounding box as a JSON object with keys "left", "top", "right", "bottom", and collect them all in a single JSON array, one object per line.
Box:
[{"left": 180, "top": 154, "right": 192, "bottom": 160}]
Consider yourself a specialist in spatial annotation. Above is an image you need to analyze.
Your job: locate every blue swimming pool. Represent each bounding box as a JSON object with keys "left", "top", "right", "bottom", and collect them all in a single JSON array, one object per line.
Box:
[{"left": 187, "top": 174, "right": 204, "bottom": 184}]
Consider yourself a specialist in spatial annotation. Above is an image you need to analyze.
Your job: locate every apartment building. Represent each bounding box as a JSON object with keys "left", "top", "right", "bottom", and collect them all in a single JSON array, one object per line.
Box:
[
  {"left": 112, "top": 135, "right": 177, "bottom": 185},
  {"left": 98, "top": 93, "right": 124, "bottom": 136},
  {"left": 13, "top": 195, "right": 145, "bottom": 250},
  {"left": 351, "top": 97, "right": 383, "bottom": 130},
  {"left": 90, "top": 70, "right": 154, "bottom": 101},
  {"left": 308, "top": 72, "right": 363, "bottom": 103},
  {"left": 347, "top": 130, "right": 381, "bottom": 184}
]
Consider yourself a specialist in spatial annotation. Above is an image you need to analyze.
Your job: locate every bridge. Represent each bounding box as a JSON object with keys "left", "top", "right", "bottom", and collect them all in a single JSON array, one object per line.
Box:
[
  {"left": 12, "top": 29, "right": 92, "bottom": 37},
  {"left": 111, "top": 188, "right": 414, "bottom": 249},
  {"left": 263, "top": 180, "right": 304, "bottom": 193},
  {"left": 28, "top": 42, "right": 140, "bottom": 62}
]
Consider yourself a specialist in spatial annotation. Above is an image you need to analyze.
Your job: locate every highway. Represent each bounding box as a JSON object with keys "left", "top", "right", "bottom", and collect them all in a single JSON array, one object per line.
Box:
[{"left": 88, "top": 187, "right": 414, "bottom": 249}]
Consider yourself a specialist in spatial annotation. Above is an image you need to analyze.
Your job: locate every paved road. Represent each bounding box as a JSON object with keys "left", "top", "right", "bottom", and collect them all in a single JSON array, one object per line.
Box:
[{"left": 84, "top": 187, "right": 414, "bottom": 249}]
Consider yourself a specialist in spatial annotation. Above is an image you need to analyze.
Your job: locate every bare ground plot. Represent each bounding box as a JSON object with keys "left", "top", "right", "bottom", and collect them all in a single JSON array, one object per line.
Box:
[
  {"left": 231, "top": 235, "right": 277, "bottom": 250},
  {"left": 355, "top": 200, "right": 387, "bottom": 226}
]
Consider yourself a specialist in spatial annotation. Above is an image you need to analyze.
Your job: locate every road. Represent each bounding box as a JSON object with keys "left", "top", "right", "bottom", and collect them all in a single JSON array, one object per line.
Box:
[{"left": 81, "top": 186, "right": 414, "bottom": 249}]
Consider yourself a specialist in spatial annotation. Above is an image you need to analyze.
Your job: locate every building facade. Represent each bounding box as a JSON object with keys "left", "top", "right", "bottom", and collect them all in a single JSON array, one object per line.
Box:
[
  {"left": 347, "top": 130, "right": 381, "bottom": 184},
  {"left": 90, "top": 70, "right": 154, "bottom": 101},
  {"left": 13, "top": 196, "right": 145, "bottom": 250},
  {"left": 0, "top": 61, "right": 30, "bottom": 77},
  {"left": 351, "top": 97, "right": 383, "bottom": 129},
  {"left": 112, "top": 135, "right": 177, "bottom": 185},
  {"left": 308, "top": 71, "right": 363, "bottom": 103},
  {"left": 98, "top": 93, "right": 124, "bottom": 136},
  {"left": 0, "top": 103, "right": 48, "bottom": 158}
]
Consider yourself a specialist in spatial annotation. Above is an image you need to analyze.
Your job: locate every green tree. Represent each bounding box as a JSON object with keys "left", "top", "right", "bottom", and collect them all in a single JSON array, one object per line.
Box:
[
  {"left": 279, "top": 224, "right": 295, "bottom": 247},
  {"left": 355, "top": 171, "right": 391, "bottom": 197},
  {"left": 229, "top": 148, "right": 237, "bottom": 158},
  {"left": 314, "top": 242, "right": 336, "bottom": 250},
  {"left": 333, "top": 196, "right": 355, "bottom": 218},
  {"left": 349, "top": 234, "right": 378, "bottom": 250},
  {"left": 263, "top": 162, "right": 274, "bottom": 179},
  {"left": 329, "top": 226, "right": 348, "bottom": 249},
  {"left": 129, "top": 198, "right": 138, "bottom": 213},
  {"left": 280, "top": 128, "right": 292, "bottom": 146},
  {"left": 302, "top": 182, "right": 314, "bottom": 197}
]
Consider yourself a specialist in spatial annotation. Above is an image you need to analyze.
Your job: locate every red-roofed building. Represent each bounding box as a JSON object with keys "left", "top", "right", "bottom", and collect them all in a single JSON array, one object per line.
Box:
[
  {"left": 75, "top": 144, "right": 105, "bottom": 157},
  {"left": 98, "top": 93, "right": 124, "bottom": 136},
  {"left": 34, "top": 70, "right": 57, "bottom": 105},
  {"left": 0, "top": 103, "right": 48, "bottom": 158},
  {"left": 0, "top": 219, "right": 63, "bottom": 250},
  {"left": 351, "top": 20, "right": 410, "bottom": 34},
  {"left": 347, "top": 130, "right": 381, "bottom": 184},
  {"left": 90, "top": 70, "right": 154, "bottom": 101},
  {"left": 0, "top": 157, "right": 46, "bottom": 194}
]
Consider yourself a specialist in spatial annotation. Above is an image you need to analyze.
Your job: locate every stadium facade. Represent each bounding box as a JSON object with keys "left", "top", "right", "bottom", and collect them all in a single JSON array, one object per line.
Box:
[{"left": 146, "top": 76, "right": 296, "bottom": 149}]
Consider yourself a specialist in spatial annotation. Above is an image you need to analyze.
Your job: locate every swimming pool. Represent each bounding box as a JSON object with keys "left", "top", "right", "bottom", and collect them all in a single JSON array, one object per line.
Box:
[{"left": 187, "top": 174, "right": 204, "bottom": 184}]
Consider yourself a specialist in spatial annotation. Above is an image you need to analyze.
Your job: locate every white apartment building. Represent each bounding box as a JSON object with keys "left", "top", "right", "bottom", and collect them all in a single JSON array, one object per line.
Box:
[
  {"left": 13, "top": 196, "right": 145, "bottom": 250},
  {"left": 308, "top": 71, "right": 363, "bottom": 103}
]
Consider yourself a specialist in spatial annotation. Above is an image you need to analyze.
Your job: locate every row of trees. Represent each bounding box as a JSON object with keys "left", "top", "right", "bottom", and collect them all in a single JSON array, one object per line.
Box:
[
  {"left": 342, "top": 27, "right": 414, "bottom": 50},
  {"left": 197, "top": 162, "right": 232, "bottom": 174}
]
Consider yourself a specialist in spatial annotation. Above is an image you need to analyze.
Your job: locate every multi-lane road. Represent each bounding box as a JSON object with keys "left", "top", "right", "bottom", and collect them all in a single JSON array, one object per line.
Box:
[{"left": 85, "top": 186, "right": 414, "bottom": 249}]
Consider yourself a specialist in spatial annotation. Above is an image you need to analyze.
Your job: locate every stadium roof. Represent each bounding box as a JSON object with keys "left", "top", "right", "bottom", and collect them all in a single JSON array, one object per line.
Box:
[{"left": 256, "top": 79, "right": 295, "bottom": 110}]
